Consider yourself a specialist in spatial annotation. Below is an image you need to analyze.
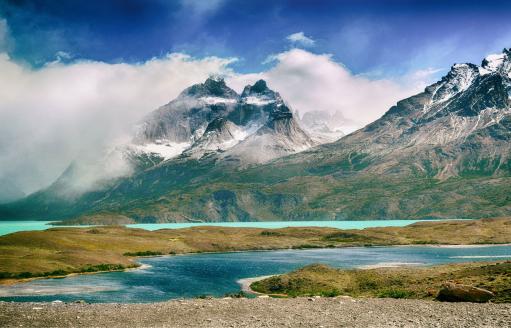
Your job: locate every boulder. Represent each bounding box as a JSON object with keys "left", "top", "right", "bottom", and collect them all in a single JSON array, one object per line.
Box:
[{"left": 436, "top": 282, "right": 494, "bottom": 303}]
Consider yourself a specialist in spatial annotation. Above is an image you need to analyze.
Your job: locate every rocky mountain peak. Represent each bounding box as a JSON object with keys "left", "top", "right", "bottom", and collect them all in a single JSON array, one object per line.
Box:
[
  {"left": 204, "top": 117, "right": 230, "bottom": 134},
  {"left": 241, "top": 79, "right": 271, "bottom": 95},
  {"left": 480, "top": 48, "right": 511, "bottom": 76},
  {"left": 131, "top": 77, "right": 317, "bottom": 164},
  {"left": 240, "top": 80, "right": 281, "bottom": 105},
  {"left": 363, "top": 47, "right": 511, "bottom": 153},
  {"left": 182, "top": 76, "right": 238, "bottom": 99},
  {"left": 429, "top": 63, "right": 479, "bottom": 103}
]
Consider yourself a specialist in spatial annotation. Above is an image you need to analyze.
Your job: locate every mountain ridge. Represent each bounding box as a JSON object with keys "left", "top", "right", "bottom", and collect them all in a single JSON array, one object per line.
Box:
[{"left": 1, "top": 49, "right": 510, "bottom": 222}]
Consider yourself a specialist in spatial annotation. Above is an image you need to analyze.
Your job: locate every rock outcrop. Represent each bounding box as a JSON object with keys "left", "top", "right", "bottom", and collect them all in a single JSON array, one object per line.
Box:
[{"left": 437, "top": 282, "right": 495, "bottom": 303}]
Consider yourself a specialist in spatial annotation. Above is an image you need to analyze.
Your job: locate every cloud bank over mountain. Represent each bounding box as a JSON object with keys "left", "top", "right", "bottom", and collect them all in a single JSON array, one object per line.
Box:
[
  {"left": 0, "top": 53, "right": 235, "bottom": 194},
  {"left": 228, "top": 49, "right": 434, "bottom": 130},
  {"left": 0, "top": 49, "right": 433, "bottom": 195}
]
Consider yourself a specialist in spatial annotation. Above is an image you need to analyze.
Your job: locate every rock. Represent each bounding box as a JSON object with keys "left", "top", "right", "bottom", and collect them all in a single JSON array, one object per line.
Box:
[{"left": 436, "top": 282, "right": 494, "bottom": 303}]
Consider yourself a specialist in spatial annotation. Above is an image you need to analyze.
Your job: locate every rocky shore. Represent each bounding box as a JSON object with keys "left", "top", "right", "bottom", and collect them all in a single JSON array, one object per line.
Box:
[{"left": 1, "top": 297, "right": 510, "bottom": 328}]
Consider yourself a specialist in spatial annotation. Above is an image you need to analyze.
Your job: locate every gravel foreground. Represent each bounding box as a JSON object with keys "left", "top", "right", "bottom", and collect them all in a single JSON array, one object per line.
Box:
[{"left": 1, "top": 298, "right": 510, "bottom": 328}]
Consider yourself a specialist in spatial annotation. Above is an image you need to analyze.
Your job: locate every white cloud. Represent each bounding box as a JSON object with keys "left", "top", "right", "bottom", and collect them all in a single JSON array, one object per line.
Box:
[
  {"left": 0, "top": 47, "right": 436, "bottom": 196},
  {"left": 0, "top": 53, "right": 235, "bottom": 194},
  {"left": 286, "top": 32, "right": 315, "bottom": 47},
  {"left": 0, "top": 19, "right": 10, "bottom": 52},
  {"left": 229, "top": 48, "right": 432, "bottom": 133}
]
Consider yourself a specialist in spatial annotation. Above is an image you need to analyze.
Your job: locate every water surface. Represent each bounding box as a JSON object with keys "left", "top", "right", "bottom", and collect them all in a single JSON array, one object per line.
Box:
[
  {"left": 1, "top": 245, "right": 509, "bottom": 303},
  {"left": 0, "top": 219, "right": 439, "bottom": 236}
]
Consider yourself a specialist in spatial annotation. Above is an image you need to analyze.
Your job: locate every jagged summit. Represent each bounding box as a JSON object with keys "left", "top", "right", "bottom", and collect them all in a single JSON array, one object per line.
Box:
[
  {"left": 131, "top": 77, "right": 317, "bottom": 163},
  {"left": 377, "top": 48, "right": 510, "bottom": 128},
  {"left": 182, "top": 76, "right": 238, "bottom": 99},
  {"left": 240, "top": 79, "right": 281, "bottom": 106},
  {"left": 241, "top": 79, "right": 275, "bottom": 97},
  {"left": 480, "top": 48, "right": 511, "bottom": 76},
  {"left": 338, "top": 47, "right": 511, "bottom": 179},
  {"left": 182, "top": 117, "right": 246, "bottom": 158},
  {"left": 242, "top": 79, "right": 268, "bottom": 94}
]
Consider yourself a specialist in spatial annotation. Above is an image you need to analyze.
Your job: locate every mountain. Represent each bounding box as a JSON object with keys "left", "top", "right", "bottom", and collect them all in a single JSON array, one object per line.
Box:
[
  {"left": 129, "top": 77, "right": 315, "bottom": 164},
  {"left": 299, "top": 110, "right": 347, "bottom": 143},
  {"left": 1, "top": 49, "right": 510, "bottom": 222},
  {"left": 0, "top": 178, "right": 25, "bottom": 204},
  {"left": 0, "top": 77, "right": 319, "bottom": 220}
]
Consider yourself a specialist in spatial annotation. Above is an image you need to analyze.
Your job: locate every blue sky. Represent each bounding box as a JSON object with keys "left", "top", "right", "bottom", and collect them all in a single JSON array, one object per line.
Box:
[{"left": 1, "top": 0, "right": 511, "bottom": 76}]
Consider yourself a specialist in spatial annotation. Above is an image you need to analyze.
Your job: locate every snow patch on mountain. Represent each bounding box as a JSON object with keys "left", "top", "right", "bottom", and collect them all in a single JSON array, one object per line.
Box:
[
  {"left": 480, "top": 53, "right": 506, "bottom": 75},
  {"left": 406, "top": 108, "right": 510, "bottom": 146},
  {"left": 480, "top": 49, "right": 511, "bottom": 78},
  {"left": 242, "top": 96, "right": 275, "bottom": 106},
  {"left": 200, "top": 96, "right": 238, "bottom": 105},
  {"left": 132, "top": 141, "right": 191, "bottom": 160},
  {"left": 430, "top": 64, "right": 479, "bottom": 104},
  {"left": 183, "top": 119, "right": 264, "bottom": 158}
]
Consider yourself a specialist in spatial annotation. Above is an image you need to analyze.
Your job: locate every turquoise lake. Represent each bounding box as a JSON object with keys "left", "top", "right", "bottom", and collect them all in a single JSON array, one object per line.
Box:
[
  {"left": 0, "top": 245, "right": 510, "bottom": 303},
  {"left": 0, "top": 219, "right": 442, "bottom": 236}
]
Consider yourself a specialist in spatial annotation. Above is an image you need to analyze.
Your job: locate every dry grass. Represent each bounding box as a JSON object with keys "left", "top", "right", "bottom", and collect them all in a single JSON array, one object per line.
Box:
[
  {"left": 250, "top": 261, "right": 511, "bottom": 303},
  {"left": 0, "top": 218, "right": 510, "bottom": 282}
]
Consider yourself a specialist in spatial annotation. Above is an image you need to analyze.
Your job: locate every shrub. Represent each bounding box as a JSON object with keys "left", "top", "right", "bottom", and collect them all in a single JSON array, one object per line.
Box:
[
  {"left": 0, "top": 272, "right": 13, "bottom": 279},
  {"left": 224, "top": 291, "right": 249, "bottom": 298},
  {"left": 377, "top": 289, "right": 413, "bottom": 299},
  {"left": 291, "top": 244, "right": 322, "bottom": 249},
  {"left": 123, "top": 251, "right": 163, "bottom": 256},
  {"left": 80, "top": 264, "right": 126, "bottom": 273},
  {"left": 320, "top": 289, "right": 341, "bottom": 297},
  {"left": 195, "top": 294, "right": 213, "bottom": 299},
  {"left": 260, "top": 230, "right": 282, "bottom": 236}
]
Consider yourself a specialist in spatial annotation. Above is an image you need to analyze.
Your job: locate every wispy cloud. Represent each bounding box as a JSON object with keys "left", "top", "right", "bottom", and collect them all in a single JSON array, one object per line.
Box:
[
  {"left": 0, "top": 52, "right": 235, "bottom": 194},
  {"left": 0, "top": 46, "right": 436, "bottom": 196},
  {"left": 179, "top": 0, "right": 226, "bottom": 19},
  {"left": 286, "top": 32, "right": 315, "bottom": 47},
  {"left": 0, "top": 19, "right": 11, "bottom": 52},
  {"left": 229, "top": 49, "right": 431, "bottom": 133}
]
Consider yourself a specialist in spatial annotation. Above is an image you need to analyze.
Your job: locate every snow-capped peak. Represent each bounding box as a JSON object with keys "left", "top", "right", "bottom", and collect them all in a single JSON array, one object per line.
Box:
[
  {"left": 240, "top": 79, "right": 283, "bottom": 107},
  {"left": 430, "top": 63, "right": 479, "bottom": 103},
  {"left": 181, "top": 76, "right": 239, "bottom": 99},
  {"left": 479, "top": 49, "right": 511, "bottom": 76}
]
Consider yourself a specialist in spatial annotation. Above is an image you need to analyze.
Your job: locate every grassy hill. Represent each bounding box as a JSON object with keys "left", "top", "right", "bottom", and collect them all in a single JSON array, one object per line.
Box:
[
  {"left": 251, "top": 261, "right": 511, "bottom": 303},
  {"left": 0, "top": 218, "right": 510, "bottom": 283}
]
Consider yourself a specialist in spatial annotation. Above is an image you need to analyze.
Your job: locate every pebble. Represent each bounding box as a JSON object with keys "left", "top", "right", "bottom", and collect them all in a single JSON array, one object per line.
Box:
[{"left": 0, "top": 298, "right": 509, "bottom": 328}]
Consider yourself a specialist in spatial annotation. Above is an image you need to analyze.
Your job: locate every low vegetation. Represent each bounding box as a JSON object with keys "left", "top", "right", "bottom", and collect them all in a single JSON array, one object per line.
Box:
[
  {"left": 250, "top": 261, "right": 511, "bottom": 303},
  {"left": 123, "top": 251, "right": 164, "bottom": 256},
  {"left": 0, "top": 218, "right": 510, "bottom": 283},
  {"left": 0, "top": 264, "right": 133, "bottom": 280}
]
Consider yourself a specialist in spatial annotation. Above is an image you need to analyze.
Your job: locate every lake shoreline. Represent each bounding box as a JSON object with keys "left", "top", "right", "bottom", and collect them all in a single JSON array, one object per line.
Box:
[
  {"left": 0, "top": 218, "right": 462, "bottom": 236},
  {"left": 2, "top": 241, "right": 511, "bottom": 287},
  {"left": 1, "top": 218, "right": 510, "bottom": 290}
]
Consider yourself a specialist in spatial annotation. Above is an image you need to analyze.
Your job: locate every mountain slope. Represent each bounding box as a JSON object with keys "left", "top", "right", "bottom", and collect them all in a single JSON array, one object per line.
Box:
[
  {"left": 0, "top": 178, "right": 25, "bottom": 204},
  {"left": 1, "top": 49, "right": 511, "bottom": 222}
]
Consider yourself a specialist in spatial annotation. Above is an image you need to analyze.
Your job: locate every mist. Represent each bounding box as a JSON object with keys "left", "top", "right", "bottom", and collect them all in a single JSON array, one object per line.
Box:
[
  {"left": 0, "top": 53, "right": 234, "bottom": 195},
  {"left": 228, "top": 49, "right": 436, "bottom": 133},
  {"left": 0, "top": 49, "right": 434, "bottom": 197}
]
